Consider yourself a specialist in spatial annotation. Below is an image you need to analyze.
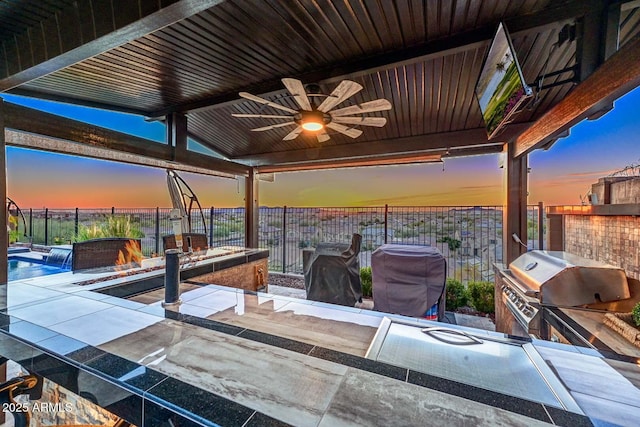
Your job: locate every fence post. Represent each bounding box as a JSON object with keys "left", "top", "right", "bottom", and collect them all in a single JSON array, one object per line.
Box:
[
  {"left": 384, "top": 204, "right": 389, "bottom": 244},
  {"left": 28, "top": 208, "right": 33, "bottom": 242},
  {"left": 209, "top": 207, "right": 214, "bottom": 247},
  {"left": 44, "top": 208, "right": 49, "bottom": 246},
  {"left": 155, "top": 207, "right": 161, "bottom": 255},
  {"left": 111, "top": 207, "right": 115, "bottom": 215},
  {"left": 74, "top": 208, "right": 79, "bottom": 239},
  {"left": 538, "top": 201, "right": 544, "bottom": 250},
  {"left": 282, "top": 205, "right": 287, "bottom": 273}
]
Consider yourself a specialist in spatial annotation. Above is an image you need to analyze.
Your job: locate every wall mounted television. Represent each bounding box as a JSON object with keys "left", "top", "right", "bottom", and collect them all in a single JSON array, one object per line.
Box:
[{"left": 475, "top": 22, "right": 532, "bottom": 139}]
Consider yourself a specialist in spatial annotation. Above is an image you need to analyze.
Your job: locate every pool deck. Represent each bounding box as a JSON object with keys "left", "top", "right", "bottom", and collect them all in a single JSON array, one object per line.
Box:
[{"left": 1, "top": 250, "right": 640, "bottom": 426}]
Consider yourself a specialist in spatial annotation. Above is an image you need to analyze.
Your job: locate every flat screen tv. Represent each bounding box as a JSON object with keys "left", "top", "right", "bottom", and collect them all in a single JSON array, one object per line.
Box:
[{"left": 475, "top": 22, "right": 532, "bottom": 139}]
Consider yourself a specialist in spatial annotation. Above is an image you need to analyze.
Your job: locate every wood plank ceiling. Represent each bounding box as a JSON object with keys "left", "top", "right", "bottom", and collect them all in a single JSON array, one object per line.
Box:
[{"left": 2, "top": 0, "right": 639, "bottom": 168}]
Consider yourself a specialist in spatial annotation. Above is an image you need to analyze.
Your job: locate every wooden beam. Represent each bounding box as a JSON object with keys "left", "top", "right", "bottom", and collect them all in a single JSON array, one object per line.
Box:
[
  {"left": 604, "top": 3, "right": 622, "bottom": 60},
  {"left": 6, "top": 88, "right": 151, "bottom": 117},
  {"left": 256, "top": 154, "right": 442, "bottom": 174},
  {"left": 236, "top": 124, "right": 530, "bottom": 166},
  {"left": 0, "top": 99, "right": 7, "bottom": 285},
  {"left": 0, "top": 0, "right": 226, "bottom": 91},
  {"left": 167, "top": 112, "right": 188, "bottom": 163},
  {"left": 3, "top": 102, "right": 249, "bottom": 176},
  {"left": 244, "top": 169, "right": 259, "bottom": 248},
  {"left": 5, "top": 130, "right": 236, "bottom": 179},
  {"left": 150, "top": 0, "right": 594, "bottom": 116},
  {"left": 575, "top": 1, "right": 607, "bottom": 82},
  {"left": 514, "top": 32, "right": 640, "bottom": 157},
  {"left": 503, "top": 143, "right": 529, "bottom": 264}
]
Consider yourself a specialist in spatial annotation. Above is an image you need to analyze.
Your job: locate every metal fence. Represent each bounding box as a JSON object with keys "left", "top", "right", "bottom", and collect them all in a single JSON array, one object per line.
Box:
[{"left": 13, "top": 204, "right": 544, "bottom": 282}]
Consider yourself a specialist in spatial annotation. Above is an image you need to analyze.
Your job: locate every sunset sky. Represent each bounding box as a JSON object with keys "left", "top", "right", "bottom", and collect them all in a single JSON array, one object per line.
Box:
[{"left": 2, "top": 86, "right": 639, "bottom": 209}]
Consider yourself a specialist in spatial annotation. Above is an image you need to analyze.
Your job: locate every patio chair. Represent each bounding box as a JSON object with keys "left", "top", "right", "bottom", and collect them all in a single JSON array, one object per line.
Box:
[
  {"left": 163, "top": 233, "right": 208, "bottom": 254},
  {"left": 371, "top": 244, "right": 447, "bottom": 321},
  {"left": 303, "top": 233, "right": 363, "bottom": 307}
]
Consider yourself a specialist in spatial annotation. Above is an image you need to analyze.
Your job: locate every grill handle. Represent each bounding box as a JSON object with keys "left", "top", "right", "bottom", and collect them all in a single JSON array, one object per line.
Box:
[{"left": 421, "top": 327, "right": 484, "bottom": 345}]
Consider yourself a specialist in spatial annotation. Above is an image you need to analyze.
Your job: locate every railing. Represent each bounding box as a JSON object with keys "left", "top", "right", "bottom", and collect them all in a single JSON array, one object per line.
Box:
[{"left": 12, "top": 204, "right": 545, "bottom": 282}]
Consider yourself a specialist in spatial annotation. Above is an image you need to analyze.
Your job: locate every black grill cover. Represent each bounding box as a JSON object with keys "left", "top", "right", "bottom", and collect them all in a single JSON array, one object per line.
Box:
[
  {"left": 372, "top": 244, "right": 446, "bottom": 320},
  {"left": 303, "top": 234, "right": 362, "bottom": 307}
]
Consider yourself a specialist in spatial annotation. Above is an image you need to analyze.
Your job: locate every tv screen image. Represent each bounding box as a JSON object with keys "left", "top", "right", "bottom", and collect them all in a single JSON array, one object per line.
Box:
[{"left": 475, "top": 22, "right": 532, "bottom": 139}]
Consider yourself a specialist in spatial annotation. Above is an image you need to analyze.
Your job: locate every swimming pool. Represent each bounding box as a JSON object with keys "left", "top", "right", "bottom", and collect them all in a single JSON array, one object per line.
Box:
[{"left": 8, "top": 256, "right": 70, "bottom": 281}]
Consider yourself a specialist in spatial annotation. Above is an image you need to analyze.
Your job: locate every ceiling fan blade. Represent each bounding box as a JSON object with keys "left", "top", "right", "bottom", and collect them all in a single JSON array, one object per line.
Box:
[
  {"left": 326, "top": 122, "right": 363, "bottom": 139},
  {"left": 239, "top": 92, "right": 298, "bottom": 114},
  {"left": 283, "top": 126, "right": 303, "bottom": 140},
  {"left": 232, "top": 113, "right": 293, "bottom": 119},
  {"left": 282, "top": 78, "right": 312, "bottom": 111},
  {"left": 331, "top": 116, "right": 387, "bottom": 127},
  {"left": 317, "top": 130, "right": 330, "bottom": 143},
  {"left": 317, "top": 80, "right": 363, "bottom": 112},
  {"left": 251, "top": 122, "right": 296, "bottom": 132},
  {"left": 330, "top": 99, "right": 392, "bottom": 117}
]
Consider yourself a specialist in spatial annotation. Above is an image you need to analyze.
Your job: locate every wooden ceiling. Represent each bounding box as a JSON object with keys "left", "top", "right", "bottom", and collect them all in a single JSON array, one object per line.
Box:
[{"left": 1, "top": 0, "right": 639, "bottom": 171}]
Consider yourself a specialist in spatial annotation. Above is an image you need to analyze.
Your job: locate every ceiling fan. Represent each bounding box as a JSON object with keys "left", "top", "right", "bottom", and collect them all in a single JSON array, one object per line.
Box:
[{"left": 232, "top": 78, "right": 392, "bottom": 143}]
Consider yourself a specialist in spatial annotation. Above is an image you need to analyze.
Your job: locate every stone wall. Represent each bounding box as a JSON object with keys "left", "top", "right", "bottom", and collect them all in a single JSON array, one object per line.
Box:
[
  {"left": 191, "top": 259, "right": 268, "bottom": 292},
  {"left": 563, "top": 215, "right": 640, "bottom": 280},
  {"left": 611, "top": 177, "right": 640, "bottom": 204},
  {"left": 591, "top": 177, "right": 640, "bottom": 205}
]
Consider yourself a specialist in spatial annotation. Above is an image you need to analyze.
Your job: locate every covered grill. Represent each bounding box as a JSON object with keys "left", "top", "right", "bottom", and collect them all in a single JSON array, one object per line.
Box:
[{"left": 495, "top": 250, "right": 631, "bottom": 339}]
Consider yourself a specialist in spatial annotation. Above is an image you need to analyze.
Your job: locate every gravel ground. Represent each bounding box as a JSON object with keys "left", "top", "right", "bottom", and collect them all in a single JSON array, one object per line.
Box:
[{"left": 268, "top": 272, "right": 305, "bottom": 289}]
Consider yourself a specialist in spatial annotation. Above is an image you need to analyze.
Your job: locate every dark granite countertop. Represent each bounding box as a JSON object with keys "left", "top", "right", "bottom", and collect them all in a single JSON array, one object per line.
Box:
[{"left": 1, "top": 274, "right": 638, "bottom": 426}]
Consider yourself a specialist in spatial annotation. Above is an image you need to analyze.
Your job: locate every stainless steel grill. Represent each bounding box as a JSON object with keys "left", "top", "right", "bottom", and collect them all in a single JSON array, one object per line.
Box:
[{"left": 494, "top": 251, "right": 630, "bottom": 338}]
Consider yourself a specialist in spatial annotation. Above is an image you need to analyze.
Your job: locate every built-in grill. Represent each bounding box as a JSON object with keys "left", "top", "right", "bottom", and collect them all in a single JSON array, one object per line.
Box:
[{"left": 494, "top": 251, "right": 631, "bottom": 339}]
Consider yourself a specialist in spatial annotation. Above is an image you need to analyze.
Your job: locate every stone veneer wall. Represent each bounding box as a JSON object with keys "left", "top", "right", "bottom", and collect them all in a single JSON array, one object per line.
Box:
[{"left": 563, "top": 215, "right": 640, "bottom": 280}]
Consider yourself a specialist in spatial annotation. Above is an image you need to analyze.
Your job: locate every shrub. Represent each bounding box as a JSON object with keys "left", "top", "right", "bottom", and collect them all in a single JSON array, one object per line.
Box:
[
  {"left": 446, "top": 278, "right": 468, "bottom": 311},
  {"left": 360, "top": 267, "right": 373, "bottom": 298},
  {"left": 8, "top": 215, "right": 20, "bottom": 243},
  {"left": 468, "top": 281, "right": 495, "bottom": 314},
  {"left": 632, "top": 302, "right": 640, "bottom": 327},
  {"left": 76, "top": 215, "right": 144, "bottom": 242}
]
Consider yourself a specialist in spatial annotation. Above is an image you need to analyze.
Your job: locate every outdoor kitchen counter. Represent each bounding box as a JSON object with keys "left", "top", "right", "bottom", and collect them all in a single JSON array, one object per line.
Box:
[
  {"left": 553, "top": 307, "right": 640, "bottom": 358},
  {"left": 1, "top": 282, "right": 638, "bottom": 426}
]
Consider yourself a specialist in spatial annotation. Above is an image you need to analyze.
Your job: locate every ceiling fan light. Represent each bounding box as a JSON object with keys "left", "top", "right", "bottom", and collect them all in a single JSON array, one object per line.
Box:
[
  {"left": 301, "top": 121, "right": 324, "bottom": 131},
  {"left": 299, "top": 110, "right": 326, "bottom": 132}
]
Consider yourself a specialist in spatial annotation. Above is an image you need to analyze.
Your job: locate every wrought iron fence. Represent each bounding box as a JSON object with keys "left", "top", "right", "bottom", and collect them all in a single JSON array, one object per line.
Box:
[{"left": 14, "top": 204, "right": 544, "bottom": 282}]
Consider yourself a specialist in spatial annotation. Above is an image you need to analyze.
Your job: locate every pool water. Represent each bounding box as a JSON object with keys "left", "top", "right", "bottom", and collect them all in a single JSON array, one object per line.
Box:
[{"left": 8, "top": 258, "right": 70, "bottom": 281}]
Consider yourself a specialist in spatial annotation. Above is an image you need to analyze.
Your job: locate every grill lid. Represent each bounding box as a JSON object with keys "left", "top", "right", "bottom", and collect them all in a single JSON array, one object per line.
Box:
[{"left": 509, "top": 251, "right": 629, "bottom": 306}]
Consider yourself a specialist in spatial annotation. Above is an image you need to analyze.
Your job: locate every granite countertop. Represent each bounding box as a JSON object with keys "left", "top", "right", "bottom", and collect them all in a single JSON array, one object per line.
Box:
[{"left": 1, "top": 277, "right": 639, "bottom": 426}]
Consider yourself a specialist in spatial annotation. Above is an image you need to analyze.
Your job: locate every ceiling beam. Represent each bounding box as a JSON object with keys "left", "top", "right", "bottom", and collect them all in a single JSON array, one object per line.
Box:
[
  {"left": 256, "top": 154, "right": 443, "bottom": 174},
  {"left": 6, "top": 87, "right": 151, "bottom": 116},
  {"left": 150, "top": 0, "right": 594, "bottom": 116},
  {"left": 235, "top": 123, "right": 531, "bottom": 166},
  {"left": 0, "top": 0, "right": 226, "bottom": 92},
  {"left": 3, "top": 102, "right": 249, "bottom": 176},
  {"left": 255, "top": 144, "right": 504, "bottom": 174},
  {"left": 5, "top": 130, "right": 236, "bottom": 179},
  {"left": 575, "top": 1, "right": 614, "bottom": 82},
  {"left": 514, "top": 32, "right": 640, "bottom": 157}
]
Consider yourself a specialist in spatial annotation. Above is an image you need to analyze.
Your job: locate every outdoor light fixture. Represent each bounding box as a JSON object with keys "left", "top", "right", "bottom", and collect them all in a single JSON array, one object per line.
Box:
[{"left": 298, "top": 110, "right": 327, "bottom": 131}]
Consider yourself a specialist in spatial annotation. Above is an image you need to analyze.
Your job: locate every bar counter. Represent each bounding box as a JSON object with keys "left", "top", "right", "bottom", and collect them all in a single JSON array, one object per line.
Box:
[{"left": 1, "top": 251, "right": 639, "bottom": 426}]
